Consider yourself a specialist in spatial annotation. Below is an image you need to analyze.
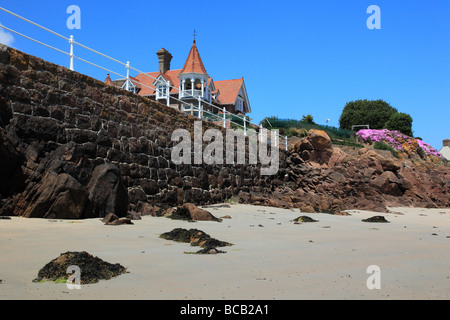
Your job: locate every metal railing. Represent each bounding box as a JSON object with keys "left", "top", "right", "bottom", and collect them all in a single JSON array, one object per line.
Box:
[{"left": 0, "top": 6, "right": 288, "bottom": 151}]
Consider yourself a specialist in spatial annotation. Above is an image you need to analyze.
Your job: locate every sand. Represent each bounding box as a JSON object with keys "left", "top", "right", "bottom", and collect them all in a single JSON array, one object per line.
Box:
[{"left": 0, "top": 204, "right": 449, "bottom": 300}]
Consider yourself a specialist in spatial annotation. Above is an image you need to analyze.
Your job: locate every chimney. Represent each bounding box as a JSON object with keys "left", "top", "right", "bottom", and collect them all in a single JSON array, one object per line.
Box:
[
  {"left": 443, "top": 139, "right": 450, "bottom": 147},
  {"left": 156, "top": 48, "right": 173, "bottom": 74}
]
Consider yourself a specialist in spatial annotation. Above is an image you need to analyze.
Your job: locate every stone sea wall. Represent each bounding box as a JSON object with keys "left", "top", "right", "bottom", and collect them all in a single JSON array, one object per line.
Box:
[{"left": 0, "top": 45, "right": 284, "bottom": 218}]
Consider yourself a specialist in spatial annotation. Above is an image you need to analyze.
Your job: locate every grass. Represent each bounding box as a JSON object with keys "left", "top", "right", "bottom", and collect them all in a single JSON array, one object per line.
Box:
[
  {"left": 331, "top": 139, "right": 364, "bottom": 148},
  {"left": 373, "top": 141, "right": 400, "bottom": 158}
]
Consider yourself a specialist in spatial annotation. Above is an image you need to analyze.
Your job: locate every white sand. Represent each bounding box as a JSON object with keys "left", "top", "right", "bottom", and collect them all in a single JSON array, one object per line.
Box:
[{"left": 0, "top": 204, "right": 449, "bottom": 300}]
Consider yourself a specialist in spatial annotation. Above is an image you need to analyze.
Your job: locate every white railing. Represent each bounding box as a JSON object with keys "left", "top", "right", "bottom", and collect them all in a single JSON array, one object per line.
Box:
[
  {"left": 0, "top": 6, "right": 288, "bottom": 151},
  {"left": 179, "top": 89, "right": 203, "bottom": 99}
]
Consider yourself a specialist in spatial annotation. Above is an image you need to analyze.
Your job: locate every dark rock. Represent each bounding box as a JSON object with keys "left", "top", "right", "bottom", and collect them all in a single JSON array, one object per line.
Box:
[
  {"left": 0, "top": 127, "right": 24, "bottom": 196},
  {"left": 85, "top": 163, "right": 128, "bottom": 218},
  {"left": 106, "top": 217, "right": 134, "bottom": 225},
  {"left": 126, "top": 211, "right": 142, "bottom": 220},
  {"left": 101, "top": 213, "right": 119, "bottom": 224},
  {"left": 0, "top": 95, "right": 12, "bottom": 127},
  {"left": 22, "top": 171, "right": 89, "bottom": 219},
  {"left": 128, "top": 187, "right": 147, "bottom": 205}
]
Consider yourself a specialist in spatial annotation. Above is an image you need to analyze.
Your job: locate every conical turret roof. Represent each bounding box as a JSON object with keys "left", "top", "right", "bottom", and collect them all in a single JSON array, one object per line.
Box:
[{"left": 179, "top": 40, "right": 209, "bottom": 76}]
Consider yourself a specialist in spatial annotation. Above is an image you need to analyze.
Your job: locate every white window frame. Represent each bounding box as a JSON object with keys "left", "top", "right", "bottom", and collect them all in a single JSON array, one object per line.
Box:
[
  {"left": 235, "top": 97, "right": 244, "bottom": 112},
  {"left": 122, "top": 79, "right": 136, "bottom": 93},
  {"left": 156, "top": 83, "right": 168, "bottom": 100}
]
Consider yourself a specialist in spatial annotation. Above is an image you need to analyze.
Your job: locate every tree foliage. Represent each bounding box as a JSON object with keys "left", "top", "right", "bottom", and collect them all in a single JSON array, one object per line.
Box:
[
  {"left": 339, "top": 100, "right": 398, "bottom": 130},
  {"left": 339, "top": 99, "right": 413, "bottom": 137},
  {"left": 384, "top": 112, "right": 413, "bottom": 137},
  {"left": 301, "top": 114, "right": 316, "bottom": 124}
]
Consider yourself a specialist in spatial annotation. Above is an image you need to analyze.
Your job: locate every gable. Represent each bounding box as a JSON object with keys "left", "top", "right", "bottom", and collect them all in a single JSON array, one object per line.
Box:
[
  {"left": 214, "top": 78, "right": 251, "bottom": 113},
  {"left": 134, "top": 69, "right": 182, "bottom": 96}
]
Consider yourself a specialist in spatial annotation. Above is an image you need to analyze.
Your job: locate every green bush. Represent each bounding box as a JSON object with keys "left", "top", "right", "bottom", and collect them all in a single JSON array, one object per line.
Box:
[
  {"left": 384, "top": 112, "right": 413, "bottom": 137},
  {"left": 339, "top": 99, "right": 398, "bottom": 130}
]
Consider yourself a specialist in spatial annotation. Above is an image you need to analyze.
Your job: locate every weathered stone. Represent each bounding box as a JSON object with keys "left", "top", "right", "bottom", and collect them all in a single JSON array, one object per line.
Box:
[
  {"left": 85, "top": 163, "right": 128, "bottom": 218},
  {"left": 0, "top": 127, "right": 24, "bottom": 196},
  {"left": 170, "top": 203, "right": 222, "bottom": 222},
  {"left": 21, "top": 171, "right": 89, "bottom": 219}
]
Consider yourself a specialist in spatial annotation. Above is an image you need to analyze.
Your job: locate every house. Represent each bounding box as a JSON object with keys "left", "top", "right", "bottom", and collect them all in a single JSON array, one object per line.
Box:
[
  {"left": 440, "top": 139, "right": 450, "bottom": 160},
  {"left": 105, "top": 40, "right": 251, "bottom": 120}
]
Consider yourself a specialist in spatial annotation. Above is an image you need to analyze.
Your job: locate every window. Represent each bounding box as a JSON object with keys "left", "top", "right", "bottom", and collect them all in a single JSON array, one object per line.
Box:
[
  {"left": 156, "top": 85, "right": 167, "bottom": 99},
  {"left": 236, "top": 98, "right": 244, "bottom": 112},
  {"left": 122, "top": 80, "right": 136, "bottom": 93}
]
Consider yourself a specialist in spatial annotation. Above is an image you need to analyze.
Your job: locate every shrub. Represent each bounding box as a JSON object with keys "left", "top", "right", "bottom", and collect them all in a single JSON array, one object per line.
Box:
[
  {"left": 339, "top": 99, "right": 398, "bottom": 131},
  {"left": 384, "top": 112, "right": 413, "bottom": 137},
  {"left": 288, "top": 127, "right": 308, "bottom": 137},
  {"left": 373, "top": 141, "right": 400, "bottom": 158}
]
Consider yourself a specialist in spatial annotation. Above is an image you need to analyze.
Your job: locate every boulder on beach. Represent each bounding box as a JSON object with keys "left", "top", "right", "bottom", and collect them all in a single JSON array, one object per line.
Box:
[{"left": 168, "top": 203, "right": 222, "bottom": 222}]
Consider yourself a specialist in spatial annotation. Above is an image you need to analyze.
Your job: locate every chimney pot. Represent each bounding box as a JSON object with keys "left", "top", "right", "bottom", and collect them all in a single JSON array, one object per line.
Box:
[
  {"left": 157, "top": 48, "right": 172, "bottom": 74},
  {"left": 443, "top": 139, "right": 450, "bottom": 147}
]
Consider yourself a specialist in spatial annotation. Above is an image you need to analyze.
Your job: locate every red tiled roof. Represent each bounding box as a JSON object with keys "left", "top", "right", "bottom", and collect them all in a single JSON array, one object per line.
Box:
[
  {"left": 179, "top": 40, "right": 209, "bottom": 76},
  {"left": 133, "top": 69, "right": 182, "bottom": 96},
  {"left": 214, "top": 78, "right": 243, "bottom": 105}
]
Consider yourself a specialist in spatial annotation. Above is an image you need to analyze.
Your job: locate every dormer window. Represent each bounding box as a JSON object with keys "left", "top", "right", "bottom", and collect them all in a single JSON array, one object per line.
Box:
[
  {"left": 236, "top": 97, "right": 244, "bottom": 113},
  {"left": 122, "top": 79, "right": 136, "bottom": 93},
  {"left": 156, "top": 84, "right": 167, "bottom": 99}
]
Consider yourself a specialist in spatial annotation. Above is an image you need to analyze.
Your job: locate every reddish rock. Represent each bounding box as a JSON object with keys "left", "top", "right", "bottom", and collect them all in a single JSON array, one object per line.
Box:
[{"left": 171, "top": 203, "right": 222, "bottom": 222}]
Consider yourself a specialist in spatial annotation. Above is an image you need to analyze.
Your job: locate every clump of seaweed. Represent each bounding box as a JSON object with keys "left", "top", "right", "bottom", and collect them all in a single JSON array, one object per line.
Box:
[
  {"left": 33, "top": 251, "right": 127, "bottom": 284},
  {"left": 362, "top": 216, "right": 390, "bottom": 223},
  {"left": 160, "top": 228, "right": 232, "bottom": 254},
  {"left": 294, "top": 215, "right": 318, "bottom": 223}
]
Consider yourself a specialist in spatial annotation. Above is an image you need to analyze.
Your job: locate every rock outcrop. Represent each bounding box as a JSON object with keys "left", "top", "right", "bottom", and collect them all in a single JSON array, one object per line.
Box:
[{"left": 237, "top": 129, "right": 450, "bottom": 213}]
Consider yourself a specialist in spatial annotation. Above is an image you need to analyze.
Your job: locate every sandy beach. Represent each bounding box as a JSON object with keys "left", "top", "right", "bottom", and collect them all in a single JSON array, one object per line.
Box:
[{"left": 0, "top": 204, "right": 449, "bottom": 300}]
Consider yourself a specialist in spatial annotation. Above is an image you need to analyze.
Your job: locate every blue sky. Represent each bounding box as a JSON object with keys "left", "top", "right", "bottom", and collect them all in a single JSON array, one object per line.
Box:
[{"left": 0, "top": 0, "right": 449, "bottom": 150}]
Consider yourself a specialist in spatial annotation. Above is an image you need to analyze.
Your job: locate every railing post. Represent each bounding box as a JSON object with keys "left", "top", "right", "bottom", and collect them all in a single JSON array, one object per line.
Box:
[
  {"left": 259, "top": 124, "right": 263, "bottom": 142},
  {"left": 125, "top": 61, "right": 130, "bottom": 91},
  {"left": 243, "top": 115, "right": 246, "bottom": 136},
  {"left": 285, "top": 136, "right": 288, "bottom": 151},
  {"left": 223, "top": 107, "right": 226, "bottom": 128},
  {"left": 198, "top": 96, "right": 202, "bottom": 119},
  {"left": 69, "top": 35, "right": 74, "bottom": 71},
  {"left": 167, "top": 81, "right": 170, "bottom": 106}
]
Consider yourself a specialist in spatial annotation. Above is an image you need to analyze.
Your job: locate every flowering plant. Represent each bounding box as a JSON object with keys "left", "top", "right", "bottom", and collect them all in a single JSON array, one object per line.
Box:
[{"left": 356, "top": 129, "right": 444, "bottom": 160}]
